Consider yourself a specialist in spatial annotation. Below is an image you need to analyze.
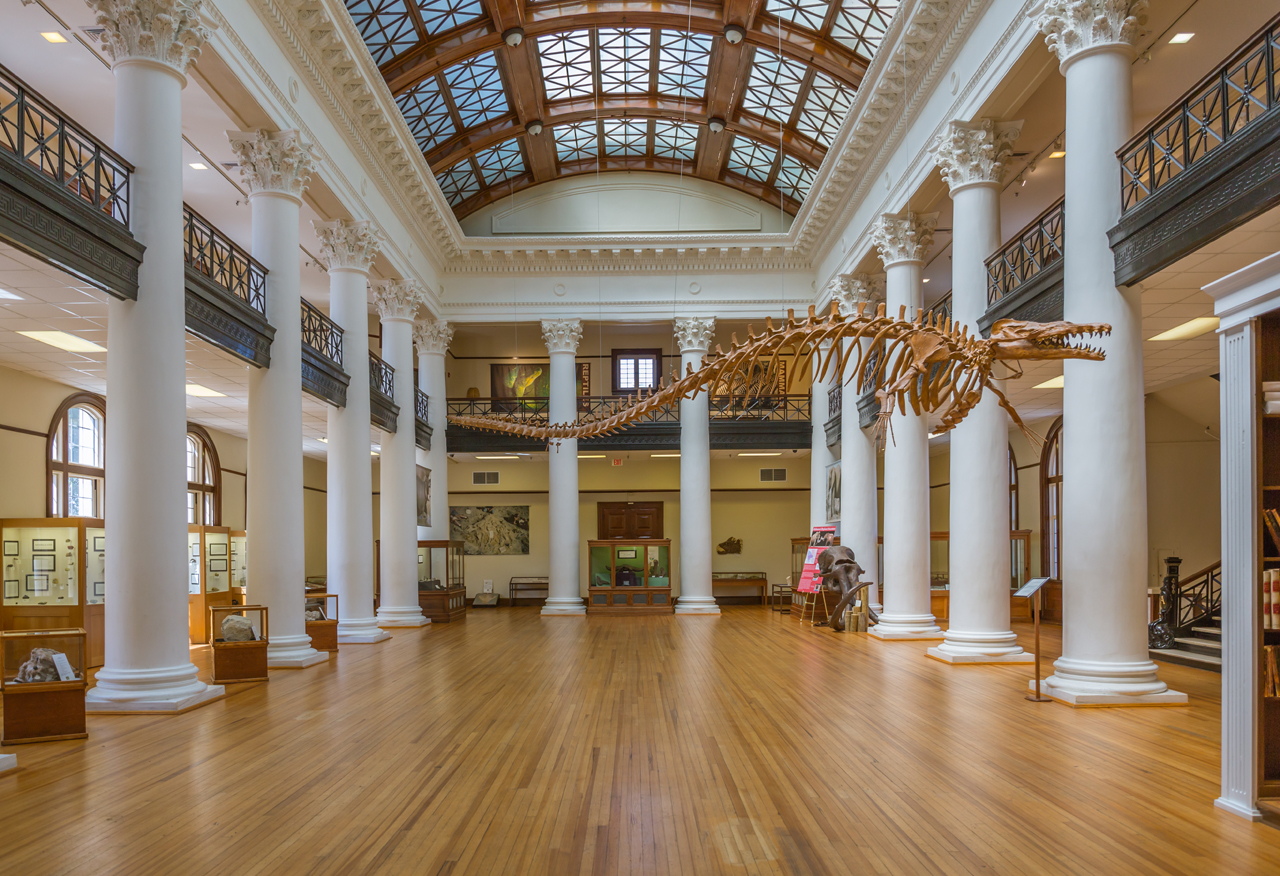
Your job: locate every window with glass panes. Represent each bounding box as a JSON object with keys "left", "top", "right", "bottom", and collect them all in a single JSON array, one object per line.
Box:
[
  {"left": 612, "top": 349, "right": 662, "bottom": 394},
  {"left": 186, "top": 428, "right": 221, "bottom": 525},
  {"left": 48, "top": 394, "right": 106, "bottom": 518},
  {"left": 1040, "top": 417, "right": 1063, "bottom": 579}
]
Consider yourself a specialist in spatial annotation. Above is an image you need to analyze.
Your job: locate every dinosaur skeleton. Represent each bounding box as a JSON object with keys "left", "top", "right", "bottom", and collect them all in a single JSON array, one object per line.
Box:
[{"left": 448, "top": 302, "right": 1110, "bottom": 444}]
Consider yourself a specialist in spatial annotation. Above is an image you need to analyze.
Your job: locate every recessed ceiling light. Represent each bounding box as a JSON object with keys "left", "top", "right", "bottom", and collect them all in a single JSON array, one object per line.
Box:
[
  {"left": 923, "top": 278, "right": 930, "bottom": 283},
  {"left": 1169, "top": 33, "right": 1194, "bottom": 44},
  {"left": 1148, "top": 317, "right": 1219, "bottom": 342},
  {"left": 189, "top": 162, "right": 208, "bottom": 170},
  {"left": 738, "top": 452, "right": 782, "bottom": 457},
  {"left": 1034, "top": 375, "right": 1065, "bottom": 389},
  {"left": 1049, "top": 149, "right": 1066, "bottom": 158},
  {"left": 475, "top": 455, "right": 518, "bottom": 460},
  {"left": 17, "top": 330, "right": 105, "bottom": 353},
  {"left": 0, "top": 288, "right": 21, "bottom": 300},
  {"left": 318, "top": 437, "right": 328, "bottom": 443},
  {"left": 185, "top": 383, "right": 225, "bottom": 397},
  {"left": 651, "top": 453, "right": 681, "bottom": 458},
  {"left": 41, "top": 32, "right": 67, "bottom": 43},
  {"left": 578, "top": 454, "right": 606, "bottom": 459}
]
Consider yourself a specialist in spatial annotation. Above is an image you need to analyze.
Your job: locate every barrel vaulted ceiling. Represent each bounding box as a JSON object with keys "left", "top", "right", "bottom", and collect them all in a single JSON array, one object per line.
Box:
[{"left": 340, "top": 0, "right": 898, "bottom": 219}]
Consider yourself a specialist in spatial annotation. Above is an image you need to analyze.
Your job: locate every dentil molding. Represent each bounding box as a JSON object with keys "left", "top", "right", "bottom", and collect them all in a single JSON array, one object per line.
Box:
[
  {"left": 412, "top": 319, "right": 453, "bottom": 355},
  {"left": 226, "top": 129, "right": 314, "bottom": 199},
  {"left": 872, "top": 212, "right": 939, "bottom": 266},
  {"left": 371, "top": 279, "right": 426, "bottom": 322},
  {"left": 1032, "top": 0, "right": 1148, "bottom": 65},
  {"left": 541, "top": 318, "right": 583, "bottom": 353},
  {"left": 674, "top": 317, "right": 716, "bottom": 354},
  {"left": 84, "top": 0, "right": 210, "bottom": 76},
  {"left": 930, "top": 118, "right": 1024, "bottom": 191},
  {"left": 313, "top": 218, "right": 381, "bottom": 272}
]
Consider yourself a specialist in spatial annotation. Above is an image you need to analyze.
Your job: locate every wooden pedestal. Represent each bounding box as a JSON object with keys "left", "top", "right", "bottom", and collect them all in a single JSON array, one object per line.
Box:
[
  {"left": 306, "top": 620, "right": 339, "bottom": 652},
  {"left": 418, "top": 587, "right": 467, "bottom": 623},
  {"left": 210, "top": 641, "right": 268, "bottom": 684},
  {"left": 1, "top": 682, "right": 87, "bottom": 744},
  {"left": 588, "top": 588, "right": 674, "bottom": 615}
]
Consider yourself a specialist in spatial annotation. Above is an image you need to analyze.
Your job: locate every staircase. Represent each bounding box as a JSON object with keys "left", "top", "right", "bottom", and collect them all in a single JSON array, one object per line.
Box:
[
  {"left": 1151, "top": 612, "right": 1221, "bottom": 672},
  {"left": 1148, "top": 558, "right": 1222, "bottom": 673}
]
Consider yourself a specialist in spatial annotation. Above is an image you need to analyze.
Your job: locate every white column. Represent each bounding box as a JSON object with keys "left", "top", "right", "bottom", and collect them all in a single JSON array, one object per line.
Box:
[
  {"left": 86, "top": 1, "right": 223, "bottom": 711},
  {"left": 809, "top": 345, "right": 834, "bottom": 529},
  {"left": 227, "top": 129, "right": 325, "bottom": 668},
  {"left": 542, "top": 319, "right": 586, "bottom": 614},
  {"left": 834, "top": 275, "right": 883, "bottom": 613},
  {"left": 414, "top": 320, "right": 454, "bottom": 540},
  {"left": 1033, "top": 1, "right": 1183, "bottom": 703},
  {"left": 314, "top": 220, "right": 389, "bottom": 644},
  {"left": 374, "top": 281, "right": 430, "bottom": 627},
  {"left": 927, "top": 120, "right": 1032, "bottom": 664},
  {"left": 869, "top": 213, "right": 942, "bottom": 640},
  {"left": 673, "top": 318, "right": 719, "bottom": 615}
]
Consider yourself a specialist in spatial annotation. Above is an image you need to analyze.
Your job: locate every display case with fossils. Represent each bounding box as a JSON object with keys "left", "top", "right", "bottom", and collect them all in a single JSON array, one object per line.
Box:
[
  {"left": 0, "top": 627, "right": 87, "bottom": 744},
  {"left": 304, "top": 593, "right": 338, "bottom": 653},
  {"left": 187, "top": 525, "right": 234, "bottom": 645},
  {"left": 208, "top": 605, "right": 269, "bottom": 685},
  {"left": 417, "top": 540, "right": 466, "bottom": 623}
]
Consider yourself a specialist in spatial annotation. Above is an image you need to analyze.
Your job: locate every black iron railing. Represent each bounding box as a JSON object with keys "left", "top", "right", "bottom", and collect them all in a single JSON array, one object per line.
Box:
[
  {"left": 1149, "top": 557, "right": 1221, "bottom": 648},
  {"left": 184, "top": 204, "right": 267, "bottom": 313},
  {"left": 448, "top": 393, "right": 812, "bottom": 425},
  {"left": 0, "top": 63, "right": 130, "bottom": 226},
  {"left": 369, "top": 352, "right": 394, "bottom": 398},
  {"left": 928, "top": 292, "right": 953, "bottom": 323},
  {"left": 300, "top": 299, "right": 343, "bottom": 366},
  {"left": 448, "top": 397, "right": 549, "bottom": 425},
  {"left": 986, "top": 198, "right": 1064, "bottom": 306},
  {"left": 1120, "top": 14, "right": 1280, "bottom": 213},
  {"left": 710, "top": 393, "right": 810, "bottom": 421},
  {"left": 415, "top": 387, "right": 429, "bottom": 422},
  {"left": 582, "top": 395, "right": 679, "bottom": 424}
]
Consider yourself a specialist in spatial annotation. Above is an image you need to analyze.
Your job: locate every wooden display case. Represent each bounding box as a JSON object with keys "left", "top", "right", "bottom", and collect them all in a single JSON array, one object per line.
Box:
[
  {"left": 1, "top": 627, "right": 87, "bottom": 744},
  {"left": 305, "top": 593, "right": 339, "bottom": 653},
  {"left": 229, "top": 530, "right": 248, "bottom": 606},
  {"left": 588, "top": 540, "right": 673, "bottom": 615},
  {"left": 1, "top": 518, "right": 105, "bottom": 667},
  {"left": 1258, "top": 314, "right": 1280, "bottom": 799},
  {"left": 187, "top": 526, "right": 234, "bottom": 644},
  {"left": 417, "top": 540, "right": 466, "bottom": 623},
  {"left": 209, "top": 605, "right": 268, "bottom": 684}
]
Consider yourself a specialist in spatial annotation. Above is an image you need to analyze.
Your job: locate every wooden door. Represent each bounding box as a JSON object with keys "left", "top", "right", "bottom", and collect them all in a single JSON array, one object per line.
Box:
[{"left": 596, "top": 503, "right": 664, "bottom": 539}]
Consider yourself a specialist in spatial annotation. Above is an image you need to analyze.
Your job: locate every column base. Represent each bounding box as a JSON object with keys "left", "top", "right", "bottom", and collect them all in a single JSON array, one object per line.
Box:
[
  {"left": 927, "top": 647, "right": 1034, "bottom": 664},
  {"left": 267, "top": 635, "right": 330, "bottom": 669},
  {"left": 868, "top": 612, "right": 943, "bottom": 640},
  {"left": 1214, "top": 797, "right": 1264, "bottom": 821},
  {"left": 377, "top": 606, "right": 430, "bottom": 627},
  {"left": 86, "top": 662, "right": 225, "bottom": 713},
  {"left": 675, "top": 596, "right": 721, "bottom": 615},
  {"left": 927, "top": 630, "right": 1032, "bottom": 663},
  {"left": 541, "top": 598, "right": 586, "bottom": 615},
  {"left": 0, "top": 754, "right": 17, "bottom": 776},
  {"left": 1034, "top": 656, "right": 1188, "bottom": 705},
  {"left": 337, "top": 617, "right": 392, "bottom": 643}
]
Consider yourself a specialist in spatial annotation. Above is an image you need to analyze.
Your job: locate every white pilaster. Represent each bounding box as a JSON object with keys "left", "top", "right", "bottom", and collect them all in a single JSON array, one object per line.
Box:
[
  {"left": 374, "top": 281, "right": 430, "bottom": 627},
  {"left": 1032, "top": 0, "right": 1183, "bottom": 703},
  {"left": 673, "top": 317, "right": 719, "bottom": 615},
  {"left": 86, "top": 0, "right": 223, "bottom": 711},
  {"left": 869, "top": 213, "right": 943, "bottom": 640},
  {"left": 810, "top": 341, "right": 835, "bottom": 530},
  {"left": 927, "top": 119, "right": 1031, "bottom": 664},
  {"left": 414, "top": 320, "right": 453, "bottom": 541},
  {"left": 315, "top": 220, "right": 389, "bottom": 644},
  {"left": 542, "top": 319, "right": 586, "bottom": 615},
  {"left": 834, "top": 274, "right": 883, "bottom": 613},
  {"left": 228, "top": 128, "right": 326, "bottom": 668}
]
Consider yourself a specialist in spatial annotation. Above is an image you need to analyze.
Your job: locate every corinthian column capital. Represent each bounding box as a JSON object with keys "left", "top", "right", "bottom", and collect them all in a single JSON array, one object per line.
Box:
[
  {"left": 541, "top": 318, "right": 583, "bottom": 354},
  {"left": 674, "top": 317, "right": 716, "bottom": 354},
  {"left": 226, "top": 129, "right": 315, "bottom": 201},
  {"left": 1032, "top": 0, "right": 1149, "bottom": 66},
  {"left": 413, "top": 320, "right": 453, "bottom": 355},
  {"left": 931, "top": 119, "right": 1024, "bottom": 192},
  {"left": 313, "top": 219, "right": 382, "bottom": 274},
  {"left": 371, "top": 279, "right": 426, "bottom": 323},
  {"left": 831, "top": 273, "right": 885, "bottom": 317},
  {"left": 85, "top": 0, "right": 211, "bottom": 77},
  {"left": 872, "top": 212, "right": 938, "bottom": 267}
]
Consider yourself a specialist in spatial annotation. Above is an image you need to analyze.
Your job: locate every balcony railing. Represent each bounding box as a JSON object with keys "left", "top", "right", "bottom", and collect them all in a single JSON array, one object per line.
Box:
[
  {"left": 1120, "top": 14, "right": 1280, "bottom": 213},
  {"left": 448, "top": 393, "right": 811, "bottom": 425},
  {"left": 184, "top": 204, "right": 266, "bottom": 314},
  {"left": 415, "top": 387, "right": 429, "bottom": 422},
  {"left": 369, "top": 352, "right": 394, "bottom": 398},
  {"left": 582, "top": 395, "right": 679, "bottom": 424},
  {"left": 0, "top": 64, "right": 130, "bottom": 226},
  {"left": 827, "top": 381, "right": 843, "bottom": 418},
  {"left": 710, "top": 393, "right": 810, "bottom": 421},
  {"left": 448, "top": 397, "right": 549, "bottom": 425},
  {"left": 986, "top": 198, "right": 1064, "bottom": 306},
  {"left": 301, "top": 299, "right": 343, "bottom": 366}
]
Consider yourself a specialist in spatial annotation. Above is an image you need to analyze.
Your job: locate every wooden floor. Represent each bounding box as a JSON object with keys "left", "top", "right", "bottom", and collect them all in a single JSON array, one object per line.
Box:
[{"left": 2, "top": 608, "right": 1279, "bottom": 876}]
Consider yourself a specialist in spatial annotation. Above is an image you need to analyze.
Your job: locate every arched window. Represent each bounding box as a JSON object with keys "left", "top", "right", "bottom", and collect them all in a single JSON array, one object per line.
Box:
[
  {"left": 1039, "top": 416, "right": 1063, "bottom": 579},
  {"left": 186, "top": 425, "right": 222, "bottom": 526},
  {"left": 1009, "top": 443, "right": 1019, "bottom": 531},
  {"left": 48, "top": 393, "right": 106, "bottom": 518}
]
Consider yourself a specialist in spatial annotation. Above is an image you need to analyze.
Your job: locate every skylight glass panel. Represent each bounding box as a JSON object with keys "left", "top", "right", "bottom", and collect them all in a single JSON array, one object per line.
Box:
[
  {"left": 396, "top": 76, "right": 455, "bottom": 152},
  {"left": 474, "top": 140, "right": 525, "bottom": 185},
  {"left": 832, "top": 0, "right": 899, "bottom": 59},
  {"left": 417, "top": 0, "right": 484, "bottom": 35},
  {"left": 656, "top": 31, "right": 712, "bottom": 98},
  {"left": 443, "top": 53, "right": 509, "bottom": 129},
  {"left": 766, "top": 0, "right": 832, "bottom": 32},
  {"left": 726, "top": 138, "right": 779, "bottom": 183},
  {"left": 601, "top": 119, "right": 647, "bottom": 157},
  {"left": 795, "top": 72, "right": 853, "bottom": 147},
  {"left": 741, "top": 49, "right": 807, "bottom": 125},
  {"left": 598, "top": 28, "right": 651, "bottom": 94},
  {"left": 775, "top": 155, "right": 816, "bottom": 201},
  {"left": 344, "top": 0, "right": 418, "bottom": 65},
  {"left": 539, "top": 31, "right": 594, "bottom": 101},
  {"left": 555, "top": 122, "right": 597, "bottom": 162},
  {"left": 653, "top": 120, "right": 698, "bottom": 161},
  {"left": 436, "top": 162, "right": 479, "bottom": 206}
]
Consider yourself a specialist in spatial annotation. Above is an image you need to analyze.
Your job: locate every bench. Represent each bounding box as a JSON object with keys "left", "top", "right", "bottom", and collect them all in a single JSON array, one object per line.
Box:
[
  {"left": 710, "top": 572, "right": 768, "bottom": 605},
  {"left": 509, "top": 576, "right": 549, "bottom": 606}
]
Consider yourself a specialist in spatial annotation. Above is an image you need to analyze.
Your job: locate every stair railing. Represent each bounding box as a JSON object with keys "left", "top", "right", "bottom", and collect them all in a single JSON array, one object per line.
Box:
[{"left": 1148, "top": 557, "right": 1222, "bottom": 648}]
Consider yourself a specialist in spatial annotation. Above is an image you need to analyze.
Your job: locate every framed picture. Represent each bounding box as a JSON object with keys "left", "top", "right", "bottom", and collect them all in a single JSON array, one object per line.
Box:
[
  {"left": 208, "top": 542, "right": 228, "bottom": 557},
  {"left": 32, "top": 538, "right": 55, "bottom": 552},
  {"left": 26, "top": 574, "right": 49, "bottom": 593},
  {"left": 490, "top": 363, "right": 591, "bottom": 401},
  {"left": 208, "top": 558, "right": 228, "bottom": 572},
  {"left": 190, "top": 573, "right": 200, "bottom": 586},
  {"left": 617, "top": 549, "right": 637, "bottom": 559},
  {"left": 32, "top": 555, "right": 55, "bottom": 572},
  {"left": 3, "top": 541, "right": 17, "bottom": 557},
  {"left": 416, "top": 465, "right": 431, "bottom": 527},
  {"left": 3, "top": 580, "right": 17, "bottom": 599},
  {"left": 92, "top": 581, "right": 105, "bottom": 597},
  {"left": 190, "top": 543, "right": 199, "bottom": 559},
  {"left": 450, "top": 506, "right": 530, "bottom": 556},
  {"left": 230, "top": 542, "right": 237, "bottom": 554},
  {"left": 824, "top": 460, "right": 841, "bottom": 523},
  {"left": 93, "top": 536, "right": 106, "bottom": 552}
]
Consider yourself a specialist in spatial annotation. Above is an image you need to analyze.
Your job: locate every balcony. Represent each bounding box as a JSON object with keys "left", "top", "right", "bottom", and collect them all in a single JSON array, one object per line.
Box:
[
  {"left": 414, "top": 387, "right": 432, "bottom": 451},
  {"left": 183, "top": 204, "right": 274, "bottom": 367},
  {"left": 0, "top": 63, "right": 142, "bottom": 299},
  {"left": 979, "top": 198, "right": 1064, "bottom": 335},
  {"left": 369, "top": 352, "right": 399, "bottom": 431},
  {"left": 1110, "top": 13, "right": 1280, "bottom": 286},
  {"left": 300, "top": 299, "right": 348, "bottom": 407}
]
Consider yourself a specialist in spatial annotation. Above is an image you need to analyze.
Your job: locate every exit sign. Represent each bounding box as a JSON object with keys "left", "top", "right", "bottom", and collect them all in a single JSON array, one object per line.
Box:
[{"left": 612, "top": 458, "right": 622, "bottom": 466}]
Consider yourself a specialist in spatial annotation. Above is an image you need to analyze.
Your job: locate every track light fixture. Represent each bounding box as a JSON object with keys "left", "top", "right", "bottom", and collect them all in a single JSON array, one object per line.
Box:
[
  {"left": 708, "top": 117, "right": 726, "bottom": 134},
  {"left": 724, "top": 24, "right": 745, "bottom": 45},
  {"left": 502, "top": 27, "right": 524, "bottom": 47},
  {"left": 525, "top": 119, "right": 544, "bottom": 136}
]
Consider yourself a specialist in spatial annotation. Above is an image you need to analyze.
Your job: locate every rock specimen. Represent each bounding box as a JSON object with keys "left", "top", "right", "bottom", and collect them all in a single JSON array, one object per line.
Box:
[
  {"left": 14, "top": 648, "right": 69, "bottom": 683},
  {"left": 220, "top": 614, "right": 256, "bottom": 642},
  {"left": 304, "top": 609, "right": 325, "bottom": 622}
]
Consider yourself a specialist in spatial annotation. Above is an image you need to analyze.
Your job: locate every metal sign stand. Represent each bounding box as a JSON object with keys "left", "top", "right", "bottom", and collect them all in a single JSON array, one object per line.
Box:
[{"left": 1016, "top": 577, "right": 1053, "bottom": 703}]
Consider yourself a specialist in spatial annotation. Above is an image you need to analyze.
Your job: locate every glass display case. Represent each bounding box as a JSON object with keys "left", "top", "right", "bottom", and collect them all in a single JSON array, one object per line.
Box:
[
  {"left": 209, "top": 605, "right": 269, "bottom": 685},
  {"left": 2, "top": 519, "right": 103, "bottom": 661},
  {"left": 587, "top": 539, "right": 672, "bottom": 614},
  {"left": 188, "top": 525, "right": 234, "bottom": 644},
  {"left": 229, "top": 531, "right": 248, "bottom": 604},
  {"left": 1, "top": 627, "right": 87, "bottom": 744},
  {"left": 304, "top": 592, "right": 339, "bottom": 653},
  {"left": 417, "top": 540, "right": 466, "bottom": 622}
]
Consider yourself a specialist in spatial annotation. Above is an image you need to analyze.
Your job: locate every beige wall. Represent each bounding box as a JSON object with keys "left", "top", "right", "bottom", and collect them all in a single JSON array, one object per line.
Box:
[{"left": 1144, "top": 395, "right": 1220, "bottom": 585}]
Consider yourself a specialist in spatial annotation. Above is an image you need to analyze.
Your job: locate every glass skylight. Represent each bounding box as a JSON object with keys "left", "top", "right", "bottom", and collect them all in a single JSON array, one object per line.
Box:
[
  {"left": 474, "top": 140, "right": 526, "bottom": 185},
  {"left": 795, "top": 73, "right": 854, "bottom": 147},
  {"left": 554, "top": 122, "right": 598, "bottom": 162},
  {"left": 741, "top": 49, "right": 807, "bottom": 125},
  {"left": 598, "top": 28, "right": 651, "bottom": 93},
  {"left": 726, "top": 138, "right": 779, "bottom": 184},
  {"left": 344, "top": 0, "right": 417, "bottom": 65},
  {"left": 775, "top": 154, "right": 817, "bottom": 201},
  {"left": 653, "top": 120, "right": 699, "bottom": 161},
  {"left": 396, "top": 76, "right": 455, "bottom": 152},
  {"left": 443, "top": 53, "right": 510, "bottom": 128},
  {"left": 417, "top": 0, "right": 484, "bottom": 35},
  {"left": 539, "top": 31, "right": 594, "bottom": 100},
  {"left": 656, "top": 31, "right": 712, "bottom": 98},
  {"left": 436, "top": 162, "right": 479, "bottom": 206},
  {"left": 766, "top": 0, "right": 832, "bottom": 33},
  {"left": 832, "top": 0, "right": 899, "bottom": 58},
  {"left": 601, "top": 119, "right": 647, "bottom": 156}
]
